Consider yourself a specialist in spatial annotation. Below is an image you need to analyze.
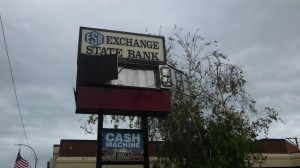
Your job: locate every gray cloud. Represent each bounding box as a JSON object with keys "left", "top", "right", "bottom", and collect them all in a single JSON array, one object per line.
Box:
[{"left": 1, "top": 0, "right": 300, "bottom": 167}]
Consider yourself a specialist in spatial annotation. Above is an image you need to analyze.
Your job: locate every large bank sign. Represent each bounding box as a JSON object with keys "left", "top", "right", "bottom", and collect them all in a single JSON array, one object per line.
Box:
[
  {"left": 79, "top": 27, "right": 166, "bottom": 64},
  {"left": 102, "top": 129, "right": 144, "bottom": 162}
]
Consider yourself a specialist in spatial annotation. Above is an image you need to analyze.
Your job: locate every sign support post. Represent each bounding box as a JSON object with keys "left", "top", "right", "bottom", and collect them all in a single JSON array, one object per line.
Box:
[
  {"left": 96, "top": 114, "right": 103, "bottom": 168},
  {"left": 141, "top": 115, "right": 150, "bottom": 168}
]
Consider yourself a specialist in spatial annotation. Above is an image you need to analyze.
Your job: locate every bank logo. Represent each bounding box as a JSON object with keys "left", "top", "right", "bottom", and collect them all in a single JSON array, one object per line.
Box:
[{"left": 85, "top": 31, "right": 104, "bottom": 46}]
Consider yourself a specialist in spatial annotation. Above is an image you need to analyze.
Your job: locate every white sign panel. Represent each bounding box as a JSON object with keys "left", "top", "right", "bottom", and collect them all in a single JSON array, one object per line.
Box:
[
  {"left": 79, "top": 27, "right": 166, "bottom": 64},
  {"left": 159, "top": 65, "right": 192, "bottom": 95},
  {"left": 106, "top": 67, "right": 157, "bottom": 88}
]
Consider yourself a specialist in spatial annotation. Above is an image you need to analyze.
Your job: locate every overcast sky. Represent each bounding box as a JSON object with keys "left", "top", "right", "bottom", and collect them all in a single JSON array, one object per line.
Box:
[{"left": 1, "top": 0, "right": 300, "bottom": 167}]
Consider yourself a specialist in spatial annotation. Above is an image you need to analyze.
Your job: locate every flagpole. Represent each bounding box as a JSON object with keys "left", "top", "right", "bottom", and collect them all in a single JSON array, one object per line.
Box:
[{"left": 16, "top": 144, "right": 38, "bottom": 168}]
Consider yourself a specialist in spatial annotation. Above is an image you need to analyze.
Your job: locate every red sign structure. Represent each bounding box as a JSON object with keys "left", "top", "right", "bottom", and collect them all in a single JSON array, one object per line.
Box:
[
  {"left": 75, "top": 27, "right": 172, "bottom": 117},
  {"left": 76, "top": 86, "right": 171, "bottom": 116}
]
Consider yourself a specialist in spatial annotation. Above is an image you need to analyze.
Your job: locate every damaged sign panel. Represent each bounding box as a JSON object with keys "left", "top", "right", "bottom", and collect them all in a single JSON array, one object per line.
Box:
[{"left": 159, "top": 65, "right": 192, "bottom": 95}]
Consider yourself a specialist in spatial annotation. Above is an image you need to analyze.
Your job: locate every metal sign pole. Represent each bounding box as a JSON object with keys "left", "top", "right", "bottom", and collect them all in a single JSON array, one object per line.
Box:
[
  {"left": 96, "top": 114, "right": 103, "bottom": 168},
  {"left": 141, "top": 115, "right": 149, "bottom": 168}
]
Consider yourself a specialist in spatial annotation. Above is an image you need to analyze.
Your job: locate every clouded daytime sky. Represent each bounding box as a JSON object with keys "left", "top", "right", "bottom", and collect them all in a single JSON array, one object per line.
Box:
[{"left": 1, "top": 0, "right": 299, "bottom": 167}]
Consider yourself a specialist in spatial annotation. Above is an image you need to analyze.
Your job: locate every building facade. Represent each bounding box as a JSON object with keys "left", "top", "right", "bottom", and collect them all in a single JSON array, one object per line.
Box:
[{"left": 49, "top": 139, "right": 300, "bottom": 168}]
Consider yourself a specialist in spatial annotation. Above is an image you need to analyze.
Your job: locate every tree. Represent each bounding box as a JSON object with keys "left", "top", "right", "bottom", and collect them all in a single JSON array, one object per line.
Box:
[
  {"left": 151, "top": 26, "right": 282, "bottom": 168},
  {"left": 80, "top": 26, "right": 282, "bottom": 168}
]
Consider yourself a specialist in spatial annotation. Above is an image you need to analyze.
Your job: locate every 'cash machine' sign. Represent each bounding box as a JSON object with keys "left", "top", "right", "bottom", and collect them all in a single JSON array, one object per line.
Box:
[
  {"left": 79, "top": 27, "right": 166, "bottom": 64},
  {"left": 102, "top": 129, "right": 144, "bottom": 161}
]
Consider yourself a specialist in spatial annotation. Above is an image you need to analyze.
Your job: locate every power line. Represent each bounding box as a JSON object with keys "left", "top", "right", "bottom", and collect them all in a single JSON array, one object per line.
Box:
[{"left": 0, "top": 15, "right": 31, "bottom": 148}]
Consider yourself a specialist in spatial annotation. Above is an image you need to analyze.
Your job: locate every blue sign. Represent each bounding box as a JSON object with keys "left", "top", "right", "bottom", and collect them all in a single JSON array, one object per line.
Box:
[{"left": 102, "top": 129, "right": 144, "bottom": 161}]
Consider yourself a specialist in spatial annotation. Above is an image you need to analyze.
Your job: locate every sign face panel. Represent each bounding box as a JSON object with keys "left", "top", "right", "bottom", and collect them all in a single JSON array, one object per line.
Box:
[
  {"left": 106, "top": 67, "right": 157, "bottom": 88},
  {"left": 102, "top": 129, "right": 144, "bottom": 162},
  {"left": 79, "top": 27, "right": 166, "bottom": 65},
  {"left": 159, "top": 65, "right": 192, "bottom": 95}
]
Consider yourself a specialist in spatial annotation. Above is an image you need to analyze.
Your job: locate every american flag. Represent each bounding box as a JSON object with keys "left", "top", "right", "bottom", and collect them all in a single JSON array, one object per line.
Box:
[{"left": 14, "top": 150, "right": 29, "bottom": 168}]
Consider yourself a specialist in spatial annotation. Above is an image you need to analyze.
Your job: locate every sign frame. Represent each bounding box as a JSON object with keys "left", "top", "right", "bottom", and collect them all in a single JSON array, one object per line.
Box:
[{"left": 78, "top": 27, "right": 167, "bottom": 66}]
